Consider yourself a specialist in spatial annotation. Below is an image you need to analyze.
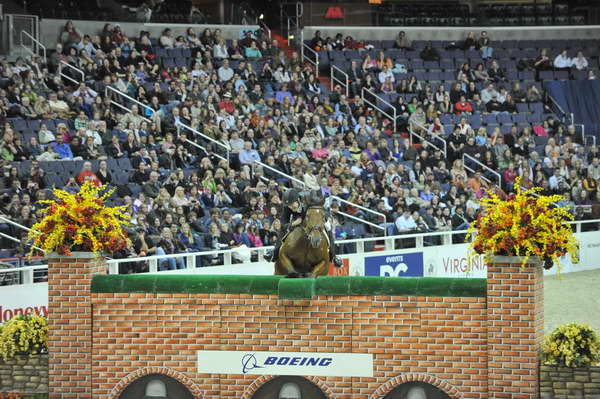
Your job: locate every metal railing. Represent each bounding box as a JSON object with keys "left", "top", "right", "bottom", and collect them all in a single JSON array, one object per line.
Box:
[
  {"left": 5, "top": 218, "right": 599, "bottom": 284},
  {"left": 330, "top": 65, "right": 349, "bottom": 97},
  {"left": 252, "top": 160, "right": 386, "bottom": 235},
  {"left": 302, "top": 42, "right": 320, "bottom": 77},
  {"left": 20, "top": 30, "right": 45, "bottom": 63},
  {"left": 328, "top": 195, "right": 387, "bottom": 236},
  {"left": 184, "top": 138, "right": 213, "bottom": 159},
  {"left": 176, "top": 121, "right": 230, "bottom": 163},
  {"left": 361, "top": 87, "right": 397, "bottom": 133},
  {"left": 463, "top": 153, "right": 502, "bottom": 187},
  {"left": 281, "top": 1, "right": 302, "bottom": 42},
  {"left": 253, "top": 160, "right": 305, "bottom": 186},
  {"left": 105, "top": 86, "right": 155, "bottom": 123},
  {"left": 58, "top": 60, "right": 84, "bottom": 85},
  {"left": 548, "top": 92, "right": 568, "bottom": 123},
  {"left": 0, "top": 216, "right": 45, "bottom": 253},
  {"left": 409, "top": 128, "right": 447, "bottom": 158},
  {"left": 573, "top": 123, "right": 591, "bottom": 148}
]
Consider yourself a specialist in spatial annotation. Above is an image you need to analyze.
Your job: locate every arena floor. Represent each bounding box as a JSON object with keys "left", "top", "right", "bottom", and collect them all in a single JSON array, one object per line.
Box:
[{"left": 544, "top": 269, "right": 600, "bottom": 334}]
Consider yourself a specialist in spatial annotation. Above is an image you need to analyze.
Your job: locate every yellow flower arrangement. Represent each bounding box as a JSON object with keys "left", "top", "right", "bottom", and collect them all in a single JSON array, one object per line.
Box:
[
  {"left": 27, "top": 182, "right": 131, "bottom": 256},
  {"left": 467, "top": 177, "right": 578, "bottom": 269},
  {"left": 0, "top": 315, "right": 48, "bottom": 361},
  {"left": 542, "top": 322, "right": 600, "bottom": 367}
]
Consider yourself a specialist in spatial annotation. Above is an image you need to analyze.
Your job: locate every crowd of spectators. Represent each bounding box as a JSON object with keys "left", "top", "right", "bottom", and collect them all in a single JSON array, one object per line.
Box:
[{"left": 0, "top": 22, "right": 599, "bottom": 271}]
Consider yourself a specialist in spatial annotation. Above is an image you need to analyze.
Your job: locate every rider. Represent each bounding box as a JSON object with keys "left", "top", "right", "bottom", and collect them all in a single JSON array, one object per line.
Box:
[{"left": 267, "top": 188, "right": 342, "bottom": 268}]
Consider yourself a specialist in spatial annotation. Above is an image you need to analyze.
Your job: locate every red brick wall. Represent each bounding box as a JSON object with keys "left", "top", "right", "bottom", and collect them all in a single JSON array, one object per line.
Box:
[
  {"left": 47, "top": 254, "right": 107, "bottom": 399},
  {"left": 47, "top": 257, "right": 545, "bottom": 398},
  {"left": 91, "top": 293, "right": 487, "bottom": 399},
  {"left": 487, "top": 261, "right": 544, "bottom": 398}
]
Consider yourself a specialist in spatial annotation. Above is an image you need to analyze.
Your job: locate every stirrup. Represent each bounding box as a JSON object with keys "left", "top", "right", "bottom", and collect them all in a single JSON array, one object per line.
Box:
[{"left": 333, "top": 256, "right": 343, "bottom": 268}]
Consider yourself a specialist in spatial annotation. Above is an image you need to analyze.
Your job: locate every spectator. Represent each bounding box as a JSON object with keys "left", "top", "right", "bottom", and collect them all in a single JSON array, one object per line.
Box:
[
  {"left": 76, "top": 161, "right": 101, "bottom": 186},
  {"left": 239, "top": 141, "right": 260, "bottom": 165},
  {"left": 573, "top": 51, "right": 588, "bottom": 71},
  {"left": 478, "top": 31, "right": 493, "bottom": 59},
  {"left": 395, "top": 31, "right": 411, "bottom": 50},
  {"left": 554, "top": 49, "right": 572, "bottom": 72},
  {"left": 420, "top": 43, "right": 440, "bottom": 62},
  {"left": 535, "top": 48, "right": 552, "bottom": 71}
]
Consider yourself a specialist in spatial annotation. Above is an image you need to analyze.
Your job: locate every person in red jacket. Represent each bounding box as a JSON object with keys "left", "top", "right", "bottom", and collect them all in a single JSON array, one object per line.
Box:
[
  {"left": 76, "top": 161, "right": 101, "bottom": 186},
  {"left": 454, "top": 95, "right": 473, "bottom": 114},
  {"left": 218, "top": 92, "right": 234, "bottom": 114}
]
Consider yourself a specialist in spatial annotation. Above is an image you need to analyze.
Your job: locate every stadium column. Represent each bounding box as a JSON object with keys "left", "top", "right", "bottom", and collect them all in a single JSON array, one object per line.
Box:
[
  {"left": 47, "top": 252, "right": 108, "bottom": 399},
  {"left": 486, "top": 256, "right": 544, "bottom": 398}
]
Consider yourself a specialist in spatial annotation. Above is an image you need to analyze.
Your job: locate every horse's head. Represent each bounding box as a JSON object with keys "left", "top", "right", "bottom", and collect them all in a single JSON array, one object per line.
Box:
[{"left": 303, "top": 206, "right": 325, "bottom": 248}]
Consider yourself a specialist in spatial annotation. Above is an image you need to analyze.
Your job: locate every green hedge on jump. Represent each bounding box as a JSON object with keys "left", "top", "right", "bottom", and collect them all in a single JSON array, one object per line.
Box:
[{"left": 92, "top": 274, "right": 486, "bottom": 299}]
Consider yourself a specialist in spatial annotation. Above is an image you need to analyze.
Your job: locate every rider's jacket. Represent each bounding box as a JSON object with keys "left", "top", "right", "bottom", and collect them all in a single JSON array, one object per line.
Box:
[{"left": 280, "top": 203, "right": 304, "bottom": 231}]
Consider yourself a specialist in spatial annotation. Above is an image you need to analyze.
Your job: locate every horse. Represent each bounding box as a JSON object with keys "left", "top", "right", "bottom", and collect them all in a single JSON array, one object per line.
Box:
[{"left": 274, "top": 206, "right": 330, "bottom": 278}]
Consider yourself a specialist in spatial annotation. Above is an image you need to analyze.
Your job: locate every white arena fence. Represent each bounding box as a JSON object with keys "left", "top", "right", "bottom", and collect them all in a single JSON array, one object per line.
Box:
[
  {"left": 1, "top": 219, "right": 599, "bottom": 322},
  {"left": 0, "top": 218, "right": 598, "bottom": 286}
]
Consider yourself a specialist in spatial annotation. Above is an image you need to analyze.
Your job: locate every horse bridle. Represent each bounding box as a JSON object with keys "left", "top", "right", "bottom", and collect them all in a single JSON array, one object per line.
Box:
[{"left": 302, "top": 206, "right": 325, "bottom": 236}]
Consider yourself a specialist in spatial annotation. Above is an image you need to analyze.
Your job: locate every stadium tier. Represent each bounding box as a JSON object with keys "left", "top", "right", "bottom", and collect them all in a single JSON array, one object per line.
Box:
[{"left": 0, "top": 19, "right": 599, "bottom": 273}]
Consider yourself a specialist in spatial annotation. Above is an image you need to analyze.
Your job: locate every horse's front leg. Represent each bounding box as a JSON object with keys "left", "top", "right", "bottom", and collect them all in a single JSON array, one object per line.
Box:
[
  {"left": 308, "top": 259, "right": 329, "bottom": 277},
  {"left": 278, "top": 248, "right": 298, "bottom": 277}
]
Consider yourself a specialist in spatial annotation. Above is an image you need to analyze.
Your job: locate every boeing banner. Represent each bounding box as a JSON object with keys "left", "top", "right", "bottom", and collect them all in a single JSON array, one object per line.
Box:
[{"left": 197, "top": 350, "right": 373, "bottom": 377}]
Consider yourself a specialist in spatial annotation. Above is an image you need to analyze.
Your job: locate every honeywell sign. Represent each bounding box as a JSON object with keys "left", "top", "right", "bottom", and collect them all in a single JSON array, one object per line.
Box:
[{"left": 0, "top": 282, "right": 48, "bottom": 323}]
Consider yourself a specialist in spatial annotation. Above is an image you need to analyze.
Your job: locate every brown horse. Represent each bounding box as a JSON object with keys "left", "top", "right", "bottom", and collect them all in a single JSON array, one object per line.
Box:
[{"left": 274, "top": 206, "right": 330, "bottom": 277}]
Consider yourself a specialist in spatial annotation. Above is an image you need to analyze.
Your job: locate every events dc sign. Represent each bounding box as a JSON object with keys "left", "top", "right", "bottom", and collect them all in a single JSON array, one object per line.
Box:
[{"left": 364, "top": 252, "right": 424, "bottom": 277}]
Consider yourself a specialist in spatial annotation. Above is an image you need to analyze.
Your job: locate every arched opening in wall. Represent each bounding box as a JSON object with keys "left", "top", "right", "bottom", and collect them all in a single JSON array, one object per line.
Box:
[
  {"left": 250, "top": 376, "right": 328, "bottom": 399},
  {"left": 118, "top": 373, "right": 195, "bottom": 399},
  {"left": 383, "top": 382, "right": 452, "bottom": 399}
]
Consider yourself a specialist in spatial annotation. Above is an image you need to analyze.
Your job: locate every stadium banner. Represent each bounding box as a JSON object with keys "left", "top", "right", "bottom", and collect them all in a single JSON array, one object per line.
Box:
[
  {"left": 197, "top": 350, "right": 373, "bottom": 377},
  {"left": 0, "top": 282, "right": 48, "bottom": 324},
  {"left": 340, "top": 231, "right": 599, "bottom": 278},
  {"left": 363, "top": 252, "right": 424, "bottom": 277}
]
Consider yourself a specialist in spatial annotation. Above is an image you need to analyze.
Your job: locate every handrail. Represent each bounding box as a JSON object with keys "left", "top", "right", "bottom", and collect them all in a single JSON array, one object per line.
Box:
[
  {"left": 0, "top": 216, "right": 32, "bottom": 232},
  {"left": 361, "top": 87, "right": 397, "bottom": 133},
  {"left": 302, "top": 43, "right": 320, "bottom": 77},
  {"left": 574, "top": 123, "right": 586, "bottom": 146},
  {"left": 0, "top": 216, "right": 45, "bottom": 253},
  {"left": 105, "top": 86, "right": 155, "bottom": 124},
  {"left": 184, "top": 138, "right": 220, "bottom": 160},
  {"left": 330, "top": 65, "right": 349, "bottom": 97},
  {"left": 20, "top": 30, "right": 46, "bottom": 63},
  {"left": 409, "top": 128, "right": 447, "bottom": 158},
  {"left": 329, "top": 195, "right": 387, "bottom": 236},
  {"left": 59, "top": 60, "right": 84, "bottom": 85},
  {"left": 252, "top": 160, "right": 305, "bottom": 186},
  {"left": 252, "top": 160, "right": 385, "bottom": 234},
  {"left": 176, "top": 121, "right": 230, "bottom": 162},
  {"left": 548, "top": 92, "right": 568, "bottom": 123},
  {"left": 462, "top": 153, "right": 502, "bottom": 187}
]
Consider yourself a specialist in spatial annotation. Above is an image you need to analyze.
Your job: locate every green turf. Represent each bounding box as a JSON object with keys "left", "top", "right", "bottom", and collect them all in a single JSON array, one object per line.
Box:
[{"left": 92, "top": 274, "right": 486, "bottom": 298}]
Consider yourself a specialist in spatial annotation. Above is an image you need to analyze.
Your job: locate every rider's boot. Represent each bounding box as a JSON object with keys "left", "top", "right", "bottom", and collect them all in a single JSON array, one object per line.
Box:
[
  {"left": 328, "top": 230, "right": 343, "bottom": 268},
  {"left": 266, "top": 242, "right": 281, "bottom": 262}
]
